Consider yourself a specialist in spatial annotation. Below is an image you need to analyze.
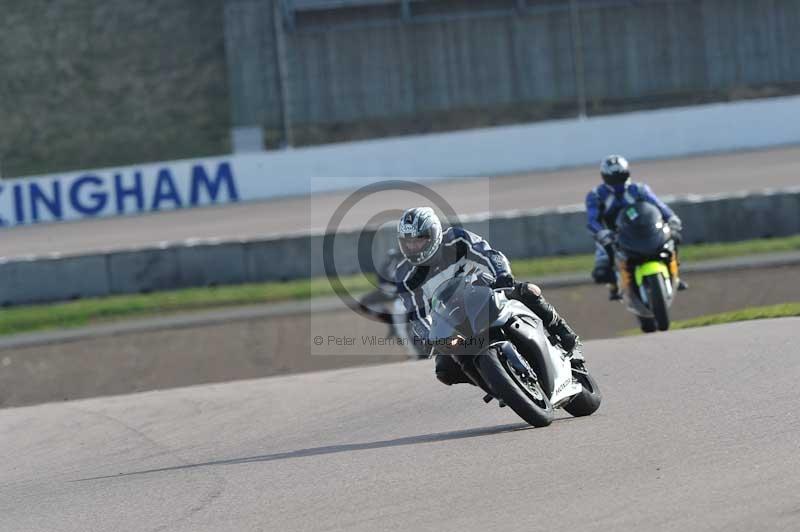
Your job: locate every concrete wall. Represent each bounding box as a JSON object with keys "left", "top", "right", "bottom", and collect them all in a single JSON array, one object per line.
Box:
[
  {"left": 226, "top": 0, "right": 800, "bottom": 145},
  {"left": 5, "top": 0, "right": 799, "bottom": 178},
  {"left": 2, "top": 187, "right": 799, "bottom": 306},
  {"left": 0, "top": 0, "right": 230, "bottom": 178},
  {"left": 6, "top": 95, "right": 800, "bottom": 227}
]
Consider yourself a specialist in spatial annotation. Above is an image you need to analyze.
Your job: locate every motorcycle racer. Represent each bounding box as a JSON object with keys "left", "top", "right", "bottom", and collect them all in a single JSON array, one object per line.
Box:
[
  {"left": 587, "top": 155, "right": 686, "bottom": 299},
  {"left": 394, "top": 207, "right": 584, "bottom": 388}
]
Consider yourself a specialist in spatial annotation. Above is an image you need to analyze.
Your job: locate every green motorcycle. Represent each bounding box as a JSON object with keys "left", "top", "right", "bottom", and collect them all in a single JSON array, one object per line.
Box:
[{"left": 613, "top": 202, "right": 679, "bottom": 333}]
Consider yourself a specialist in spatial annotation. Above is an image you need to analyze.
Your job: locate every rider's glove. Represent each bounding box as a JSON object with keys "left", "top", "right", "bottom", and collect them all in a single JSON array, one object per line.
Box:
[
  {"left": 667, "top": 216, "right": 683, "bottom": 244},
  {"left": 492, "top": 274, "right": 515, "bottom": 289},
  {"left": 595, "top": 229, "right": 615, "bottom": 248}
]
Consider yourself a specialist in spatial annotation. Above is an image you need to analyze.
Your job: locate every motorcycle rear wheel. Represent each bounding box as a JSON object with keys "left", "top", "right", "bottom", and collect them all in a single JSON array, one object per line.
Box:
[
  {"left": 476, "top": 351, "right": 554, "bottom": 427},
  {"left": 563, "top": 363, "right": 602, "bottom": 417}
]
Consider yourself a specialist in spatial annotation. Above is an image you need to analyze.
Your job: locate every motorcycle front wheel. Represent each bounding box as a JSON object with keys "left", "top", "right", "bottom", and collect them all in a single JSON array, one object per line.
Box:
[
  {"left": 643, "top": 274, "right": 670, "bottom": 331},
  {"left": 638, "top": 316, "right": 657, "bottom": 333},
  {"left": 476, "top": 351, "right": 554, "bottom": 427}
]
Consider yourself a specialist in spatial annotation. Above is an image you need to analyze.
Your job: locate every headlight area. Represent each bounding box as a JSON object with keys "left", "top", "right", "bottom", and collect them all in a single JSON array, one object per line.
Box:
[
  {"left": 430, "top": 334, "right": 488, "bottom": 353},
  {"left": 447, "top": 335, "right": 464, "bottom": 348}
]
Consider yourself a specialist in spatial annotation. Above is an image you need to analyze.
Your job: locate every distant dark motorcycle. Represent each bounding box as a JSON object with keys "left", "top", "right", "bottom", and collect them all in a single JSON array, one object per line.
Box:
[
  {"left": 612, "top": 202, "right": 680, "bottom": 333},
  {"left": 428, "top": 271, "right": 601, "bottom": 427}
]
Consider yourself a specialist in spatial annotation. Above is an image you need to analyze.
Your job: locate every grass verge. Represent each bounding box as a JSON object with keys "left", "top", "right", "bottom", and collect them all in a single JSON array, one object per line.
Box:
[
  {"left": 1, "top": 234, "right": 800, "bottom": 337},
  {"left": 512, "top": 234, "right": 800, "bottom": 278},
  {"left": 670, "top": 303, "right": 800, "bottom": 331}
]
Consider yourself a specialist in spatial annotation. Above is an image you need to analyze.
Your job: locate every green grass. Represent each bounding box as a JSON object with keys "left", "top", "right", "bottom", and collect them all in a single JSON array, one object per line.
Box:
[
  {"left": 670, "top": 303, "right": 800, "bottom": 330},
  {"left": 510, "top": 234, "right": 800, "bottom": 279},
  {"left": 678, "top": 235, "right": 800, "bottom": 262},
  {"left": 622, "top": 302, "right": 800, "bottom": 336},
  {"left": 0, "top": 273, "right": 373, "bottom": 336},
  {"left": 2, "top": 234, "right": 800, "bottom": 337}
]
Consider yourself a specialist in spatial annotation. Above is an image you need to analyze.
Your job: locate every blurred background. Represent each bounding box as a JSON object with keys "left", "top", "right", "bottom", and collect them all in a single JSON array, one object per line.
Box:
[
  {"left": 3, "top": 0, "right": 799, "bottom": 174},
  {"left": 1, "top": 0, "right": 800, "bottom": 407}
]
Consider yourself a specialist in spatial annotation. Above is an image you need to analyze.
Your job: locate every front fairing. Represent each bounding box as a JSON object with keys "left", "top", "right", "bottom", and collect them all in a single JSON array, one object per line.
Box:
[
  {"left": 428, "top": 310, "right": 462, "bottom": 342},
  {"left": 428, "top": 277, "right": 500, "bottom": 354},
  {"left": 615, "top": 203, "right": 672, "bottom": 258},
  {"left": 617, "top": 227, "right": 671, "bottom": 258}
]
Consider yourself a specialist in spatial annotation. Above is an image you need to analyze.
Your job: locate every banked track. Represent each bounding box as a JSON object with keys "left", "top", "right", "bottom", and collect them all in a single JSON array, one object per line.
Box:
[{"left": 1, "top": 319, "right": 799, "bottom": 532}]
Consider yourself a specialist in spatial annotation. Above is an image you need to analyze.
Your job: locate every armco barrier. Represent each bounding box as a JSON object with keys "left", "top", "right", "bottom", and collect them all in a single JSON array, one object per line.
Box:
[{"left": 1, "top": 188, "right": 799, "bottom": 306}]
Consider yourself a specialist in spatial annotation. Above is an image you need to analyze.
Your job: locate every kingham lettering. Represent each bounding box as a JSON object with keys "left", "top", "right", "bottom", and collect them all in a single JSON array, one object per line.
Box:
[{"left": 0, "top": 161, "right": 239, "bottom": 225}]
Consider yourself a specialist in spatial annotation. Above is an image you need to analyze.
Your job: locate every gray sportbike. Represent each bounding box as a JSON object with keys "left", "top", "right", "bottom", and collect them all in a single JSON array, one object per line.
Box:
[{"left": 428, "top": 271, "right": 602, "bottom": 427}]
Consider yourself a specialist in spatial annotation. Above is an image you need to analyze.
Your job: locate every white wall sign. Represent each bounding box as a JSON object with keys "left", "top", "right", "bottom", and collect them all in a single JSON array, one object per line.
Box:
[{"left": 3, "top": 95, "right": 799, "bottom": 227}]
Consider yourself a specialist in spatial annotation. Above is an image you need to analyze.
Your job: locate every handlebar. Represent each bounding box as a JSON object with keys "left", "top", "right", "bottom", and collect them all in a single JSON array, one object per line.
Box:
[{"left": 493, "top": 286, "right": 515, "bottom": 294}]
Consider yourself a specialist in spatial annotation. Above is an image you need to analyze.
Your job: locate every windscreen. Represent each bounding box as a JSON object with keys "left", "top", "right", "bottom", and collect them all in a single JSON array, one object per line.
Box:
[
  {"left": 428, "top": 276, "right": 498, "bottom": 341},
  {"left": 616, "top": 202, "right": 670, "bottom": 255}
]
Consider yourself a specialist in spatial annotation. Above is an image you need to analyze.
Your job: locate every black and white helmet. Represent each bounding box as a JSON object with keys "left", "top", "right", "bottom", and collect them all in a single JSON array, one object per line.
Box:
[
  {"left": 600, "top": 155, "right": 631, "bottom": 187},
  {"left": 397, "top": 207, "right": 443, "bottom": 266}
]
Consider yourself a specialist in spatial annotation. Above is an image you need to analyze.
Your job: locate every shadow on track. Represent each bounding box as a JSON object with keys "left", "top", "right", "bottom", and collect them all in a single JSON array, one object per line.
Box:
[{"left": 75, "top": 422, "right": 533, "bottom": 482}]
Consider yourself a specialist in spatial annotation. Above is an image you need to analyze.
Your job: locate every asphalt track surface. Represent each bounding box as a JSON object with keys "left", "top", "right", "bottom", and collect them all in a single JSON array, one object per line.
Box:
[
  {"left": 2, "top": 319, "right": 799, "bottom": 532},
  {"left": 3, "top": 145, "right": 800, "bottom": 258}
]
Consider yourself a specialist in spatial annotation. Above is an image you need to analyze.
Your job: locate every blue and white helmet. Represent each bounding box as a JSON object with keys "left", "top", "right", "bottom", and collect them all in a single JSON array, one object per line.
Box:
[
  {"left": 600, "top": 155, "right": 631, "bottom": 187},
  {"left": 397, "top": 207, "right": 443, "bottom": 266}
]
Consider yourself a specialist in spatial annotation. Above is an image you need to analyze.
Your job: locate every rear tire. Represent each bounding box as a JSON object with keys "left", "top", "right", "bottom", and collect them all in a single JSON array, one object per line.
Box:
[
  {"left": 563, "top": 364, "right": 602, "bottom": 417},
  {"left": 476, "top": 351, "right": 554, "bottom": 428},
  {"left": 644, "top": 275, "right": 670, "bottom": 331}
]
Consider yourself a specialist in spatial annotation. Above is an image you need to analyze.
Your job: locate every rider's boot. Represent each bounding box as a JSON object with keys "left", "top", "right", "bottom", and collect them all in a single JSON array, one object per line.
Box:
[
  {"left": 593, "top": 261, "right": 621, "bottom": 301},
  {"left": 513, "top": 283, "right": 584, "bottom": 367},
  {"left": 567, "top": 339, "right": 586, "bottom": 369},
  {"left": 608, "top": 283, "right": 622, "bottom": 301},
  {"left": 669, "top": 255, "right": 688, "bottom": 291},
  {"left": 617, "top": 258, "right": 635, "bottom": 299},
  {"left": 549, "top": 319, "right": 585, "bottom": 369}
]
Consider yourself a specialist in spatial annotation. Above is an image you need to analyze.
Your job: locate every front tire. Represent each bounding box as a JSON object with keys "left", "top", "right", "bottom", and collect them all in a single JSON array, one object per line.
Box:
[
  {"left": 476, "top": 351, "right": 554, "bottom": 427},
  {"left": 638, "top": 316, "right": 657, "bottom": 333},
  {"left": 563, "top": 363, "right": 602, "bottom": 417},
  {"left": 644, "top": 274, "right": 670, "bottom": 331}
]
